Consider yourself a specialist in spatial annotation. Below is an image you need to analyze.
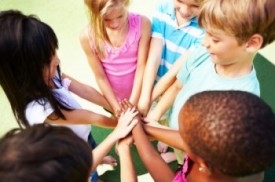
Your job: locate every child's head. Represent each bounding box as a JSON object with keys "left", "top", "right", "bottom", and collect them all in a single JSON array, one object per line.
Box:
[
  {"left": 174, "top": 0, "right": 205, "bottom": 22},
  {"left": 198, "top": 0, "right": 275, "bottom": 49},
  {"left": 0, "top": 10, "right": 64, "bottom": 127},
  {"left": 179, "top": 91, "right": 275, "bottom": 177},
  {"left": 0, "top": 124, "right": 92, "bottom": 182},
  {"left": 84, "top": 0, "right": 129, "bottom": 57}
]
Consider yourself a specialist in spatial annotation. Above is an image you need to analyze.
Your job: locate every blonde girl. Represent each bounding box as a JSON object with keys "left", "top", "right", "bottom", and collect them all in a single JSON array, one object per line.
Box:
[{"left": 80, "top": 0, "right": 151, "bottom": 117}]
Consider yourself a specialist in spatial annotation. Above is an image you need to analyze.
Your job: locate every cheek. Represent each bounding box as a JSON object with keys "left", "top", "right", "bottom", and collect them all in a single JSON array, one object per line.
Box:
[
  {"left": 51, "top": 66, "right": 57, "bottom": 77},
  {"left": 191, "top": 8, "right": 199, "bottom": 15}
]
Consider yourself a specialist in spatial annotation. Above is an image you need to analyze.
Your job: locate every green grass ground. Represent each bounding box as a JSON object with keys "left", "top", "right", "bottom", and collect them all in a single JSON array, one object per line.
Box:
[{"left": 0, "top": 1, "right": 275, "bottom": 181}]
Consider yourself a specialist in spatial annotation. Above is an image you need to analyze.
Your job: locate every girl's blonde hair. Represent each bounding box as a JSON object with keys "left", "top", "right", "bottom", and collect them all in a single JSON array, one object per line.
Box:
[
  {"left": 84, "top": 0, "right": 130, "bottom": 58},
  {"left": 198, "top": 0, "right": 275, "bottom": 48}
]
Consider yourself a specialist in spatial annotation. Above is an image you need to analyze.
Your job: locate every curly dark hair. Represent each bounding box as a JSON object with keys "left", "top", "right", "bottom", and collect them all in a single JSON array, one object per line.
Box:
[
  {"left": 0, "top": 124, "right": 92, "bottom": 182},
  {"left": 179, "top": 91, "right": 275, "bottom": 177}
]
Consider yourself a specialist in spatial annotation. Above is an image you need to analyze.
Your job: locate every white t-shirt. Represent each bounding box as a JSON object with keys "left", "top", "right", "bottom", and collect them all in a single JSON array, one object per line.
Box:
[{"left": 25, "top": 76, "right": 90, "bottom": 141}]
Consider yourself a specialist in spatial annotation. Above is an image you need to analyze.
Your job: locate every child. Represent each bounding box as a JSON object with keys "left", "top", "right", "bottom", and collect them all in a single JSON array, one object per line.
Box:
[
  {"left": 146, "top": 0, "right": 275, "bottom": 164},
  {"left": 138, "top": 0, "right": 205, "bottom": 115},
  {"left": 121, "top": 91, "right": 275, "bottom": 182},
  {"left": 80, "top": 0, "right": 151, "bottom": 117},
  {"left": 0, "top": 10, "right": 138, "bottom": 182},
  {"left": 137, "top": 0, "right": 205, "bottom": 160},
  {"left": 0, "top": 124, "right": 93, "bottom": 182}
]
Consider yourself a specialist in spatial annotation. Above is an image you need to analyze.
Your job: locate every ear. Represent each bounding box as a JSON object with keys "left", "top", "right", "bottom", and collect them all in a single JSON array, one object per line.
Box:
[
  {"left": 245, "top": 34, "right": 263, "bottom": 52},
  {"left": 197, "top": 158, "right": 212, "bottom": 175}
]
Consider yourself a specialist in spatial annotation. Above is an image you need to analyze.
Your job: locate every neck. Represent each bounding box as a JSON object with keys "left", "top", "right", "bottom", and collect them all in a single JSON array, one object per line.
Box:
[{"left": 215, "top": 54, "right": 255, "bottom": 78}]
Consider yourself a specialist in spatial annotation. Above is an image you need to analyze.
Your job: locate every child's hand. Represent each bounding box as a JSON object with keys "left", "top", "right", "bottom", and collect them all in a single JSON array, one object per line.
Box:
[
  {"left": 114, "top": 107, "right": 123, "bottom": 118},
  {"left": 112, "top": 107, "right": 139, "bottom": 140}
]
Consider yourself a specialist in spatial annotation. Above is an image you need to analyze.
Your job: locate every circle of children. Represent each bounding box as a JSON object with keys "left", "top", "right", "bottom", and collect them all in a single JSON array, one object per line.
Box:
[{"left": 0, "top": 0, "right": 274, "bottom": 181}]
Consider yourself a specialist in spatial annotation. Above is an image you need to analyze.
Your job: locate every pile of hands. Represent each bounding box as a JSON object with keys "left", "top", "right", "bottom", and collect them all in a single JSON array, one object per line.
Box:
[{"left": 112, "top": 99, "right": 151, "bottom": 154}]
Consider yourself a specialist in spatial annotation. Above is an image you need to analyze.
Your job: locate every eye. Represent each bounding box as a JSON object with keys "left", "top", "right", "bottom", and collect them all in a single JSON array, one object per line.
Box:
[
  {"left": 212, "top": 39, "right": 220, "bottom": 43},
  {"left": 191, "top": 4, "right": 199, "bottom": 8}
]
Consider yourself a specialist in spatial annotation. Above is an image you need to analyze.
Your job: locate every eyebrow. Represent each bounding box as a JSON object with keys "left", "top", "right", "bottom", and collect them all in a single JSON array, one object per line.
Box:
[{"left": 206, "top": 31, "right": 222, "bottom": 39}]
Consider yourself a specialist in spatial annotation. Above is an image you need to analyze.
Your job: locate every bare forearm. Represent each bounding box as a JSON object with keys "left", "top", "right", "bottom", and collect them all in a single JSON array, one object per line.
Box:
[
  {"left": 91, "top": 132, "right": 118, "bottom": 171},
  {"left": 129, "top": 66, "right": 144, "bottom": 105},
  {"left": 148, "top": 80, "right": 182, "bottom": 121},
  {"left": 143, "top": 125, "right": 184, "bottom": 150},
  {"left": 138, "top": 38, "right": 163, "bottom": 114},
  {"left": 151, "top": 72, "right": 176, "bottom": 101},
  {"left": 97, "top": 79, "right": 120, "bottom": 114},
  {"left": 118, "top": 145, "right": 137, "bottom": 182},
  {"left": 152, "top": 51, "right": 189, "bottom": 101},
  {"left": 62, "top": 73, "right": 112, "bottom": 111},
  {"left": 132, "top": 123, "right": 174, "bottom": 182},
  {"left": 47, "top": 109, "right": 117, "bottom": 128}
]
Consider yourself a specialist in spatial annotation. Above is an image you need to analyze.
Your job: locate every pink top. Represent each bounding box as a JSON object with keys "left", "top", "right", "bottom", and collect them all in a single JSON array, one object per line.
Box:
[
  {"left": 173, "top": 156, "right": 193, "bottom": 182},
  {"left": 90, "top": 13, "right": 141, "bottom": 101}
]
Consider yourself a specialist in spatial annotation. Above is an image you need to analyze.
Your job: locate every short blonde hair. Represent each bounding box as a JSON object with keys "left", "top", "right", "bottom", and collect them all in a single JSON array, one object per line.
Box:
[
  {"left": 84, "top": 0, "right": 130, "bottom": 58},
  {"left": 198, "top": 0, "right": 275, "bottom": 48}
]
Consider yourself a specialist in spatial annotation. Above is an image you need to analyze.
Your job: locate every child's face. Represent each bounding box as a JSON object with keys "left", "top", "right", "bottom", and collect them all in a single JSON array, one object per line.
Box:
[
  {"left": 103, "top": 4, "right": 128, "bottom": 30},
  {"left": 43, "top": 52, "right": 60, "bottom": 84},
  {"left": 201, "top": 29, "right": 247, "bottom": 66},
  {"left": 174, "top": 0, "right": 200, "bottom": 22}
]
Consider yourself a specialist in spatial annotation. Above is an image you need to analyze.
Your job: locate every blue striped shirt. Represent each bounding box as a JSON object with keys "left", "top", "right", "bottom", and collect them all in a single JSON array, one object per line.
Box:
[{"left": 152, "top": 0, "right": 205, "bottom": 80}]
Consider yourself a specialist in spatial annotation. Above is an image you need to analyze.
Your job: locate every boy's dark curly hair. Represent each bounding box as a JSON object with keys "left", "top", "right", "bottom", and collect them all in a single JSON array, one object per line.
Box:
[{"left": 180, "top": 91, "right": 275, "bottom": 177}]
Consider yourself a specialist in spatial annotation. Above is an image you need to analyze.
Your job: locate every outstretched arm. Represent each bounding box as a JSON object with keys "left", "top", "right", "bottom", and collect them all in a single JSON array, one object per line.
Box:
[
  {"left": 151, "top": 52, "right": 189, "bottom": 101},
  {"left": 46, "top": 109, "right": 118, "bottom": 128},
  {"left": 147, "top": 79, "right": 183, "bottom": 121},
  {"left": 129, "top": 16, "right": 151, "bottom": 105},
  {"left": 143, "top": 124, "right": 184, "bottom": 151},
  {"left": 117, "top": 135, "right": 137, "bottom": 182},
  {"left": 91, "top": 108, "right": 138, "bottom": 171},
  {"left": 120, "top": 100, "right": 174, "bottom": 181},
  {"left": 137, "top": 37, "right": 163, "bottom": 116},
  {"left": 80, "top": 27, "right": 121, "bottom": 117},
  {"left": 63, "top": 73, "right": 112, "bottom": 112},
  {"left": 132, "top": 121, "right": 175, "bottom": 182}
]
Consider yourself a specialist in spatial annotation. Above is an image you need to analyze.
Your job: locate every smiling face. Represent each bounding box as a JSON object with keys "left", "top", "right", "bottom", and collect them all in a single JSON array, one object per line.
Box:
[
  {"left": 174, "top": 0, "right": 201, "bottom": 23},
  {"left": 103, "top": 3, "right": 128, "bottom": 30},
  {"left": 201, "top": 28, "right": 248, "bottom": 66}
]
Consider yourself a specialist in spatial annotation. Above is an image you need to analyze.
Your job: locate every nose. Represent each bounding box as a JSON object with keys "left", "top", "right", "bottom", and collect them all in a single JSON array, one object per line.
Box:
[{"left": 109, "top": 20, "right": 119, "bottom": 29}]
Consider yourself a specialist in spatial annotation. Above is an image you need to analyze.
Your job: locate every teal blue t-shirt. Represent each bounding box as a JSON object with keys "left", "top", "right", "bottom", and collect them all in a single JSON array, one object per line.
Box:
[{"left": 169, "top": 46, "right": 260, "bottom": 129}]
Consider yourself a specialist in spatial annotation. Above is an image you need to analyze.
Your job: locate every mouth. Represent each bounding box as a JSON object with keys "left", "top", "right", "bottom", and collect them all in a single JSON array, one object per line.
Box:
[{"left": 180, "top": 13, "right": 191, "bottom": 19}]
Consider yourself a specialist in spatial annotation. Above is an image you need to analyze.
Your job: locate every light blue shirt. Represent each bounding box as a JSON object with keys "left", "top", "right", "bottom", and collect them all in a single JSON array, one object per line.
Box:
[
  {"left": 152, "top": 0, "right": 205, "bottom": 80},
  {"left": 169, "top": 46, "right": 260, "bottom": 129}
]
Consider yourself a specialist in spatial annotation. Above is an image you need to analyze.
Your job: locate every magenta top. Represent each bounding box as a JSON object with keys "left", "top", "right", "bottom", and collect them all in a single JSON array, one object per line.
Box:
[
  {"left": 173, "top": 156, "right": 193, "bottom": 182},
  {"left": 90, "top": 13, "right": 141, "bottom": 101}
]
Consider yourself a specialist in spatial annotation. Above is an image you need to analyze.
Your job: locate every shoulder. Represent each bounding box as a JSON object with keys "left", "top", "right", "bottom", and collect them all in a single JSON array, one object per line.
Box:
[
  {"left": 25, "top": 99, "right": 54, "bottom": 125},
  {"left": 79, "top": 25, "right": 90, "bottom": 46},
  {"left": 79, "top": 25, "right": 95, "bottom": 53},
  {"left": 186, "top": 46, "right": 210, "bottom": 66},
  {"left": 140, "top": 15, "right": 151, "bottom": 30},
  {"left": 178, "top": 46, "right": 210, "bottom": 77}
]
